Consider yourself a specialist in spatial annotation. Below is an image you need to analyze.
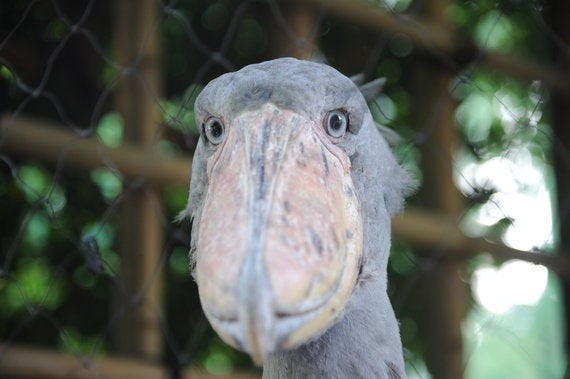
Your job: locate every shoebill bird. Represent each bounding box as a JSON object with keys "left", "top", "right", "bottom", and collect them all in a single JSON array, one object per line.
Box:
[{"left": 180, "top": 58, "right": 412, "bottom": 378}]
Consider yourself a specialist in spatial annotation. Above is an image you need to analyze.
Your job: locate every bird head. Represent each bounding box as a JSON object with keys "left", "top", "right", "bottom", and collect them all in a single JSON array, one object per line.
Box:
[{"left": 182, "top": 58, "right": 411, "bottom": 364}]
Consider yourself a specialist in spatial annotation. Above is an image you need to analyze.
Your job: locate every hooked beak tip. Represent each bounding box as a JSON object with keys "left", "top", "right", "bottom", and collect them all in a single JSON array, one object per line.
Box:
[
  {"left": 232, "top": 261, "right": 274, "bottom": 365},
  {"left": 248, "top": 333, "right": 266, "bottom": 366}
]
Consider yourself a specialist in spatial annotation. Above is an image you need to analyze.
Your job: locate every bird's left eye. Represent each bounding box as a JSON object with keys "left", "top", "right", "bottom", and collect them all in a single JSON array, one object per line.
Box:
[
  {"left": 325, "top": 110, "right": 348, "bottom": 139},
  {"left": 203, "top": 117, "right": 225, "bottom": 145}
]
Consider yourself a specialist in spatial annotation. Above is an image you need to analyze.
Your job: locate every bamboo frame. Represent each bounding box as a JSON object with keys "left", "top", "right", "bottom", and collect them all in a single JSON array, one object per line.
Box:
[
  {"left": 1, "top": 0, "right": 569, "bottom": 375},
  {"left": 2, "top": 114, "right": 567, "bottom": 274},
  {"left": 112, "top": 0, "right": 164, "bottom": 361},
  {"left": 393, "top": 208, "right": 570, "bottom": 275},
  {"left": 0, "top": 345, "right": 260, "bottom": 379},
  {"left": 0, "top": 115, "right": 190, "bottom": 187},
  {"left": 409, "top": 1, "right": 465, "bottom": 372},
  {"left": 285, "top": 5, "right": 318, "bottom": 59},
  {"left": 549, "top": 0, "right": 570, "bottom": 358},
  {"left": 301, "top": 0, "right": 570, "bottom": 89}
]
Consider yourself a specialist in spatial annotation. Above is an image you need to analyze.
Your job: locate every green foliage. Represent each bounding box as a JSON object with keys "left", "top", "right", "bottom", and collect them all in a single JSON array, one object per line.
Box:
[
  {"left": 234, "top": 18, "right": 267, "bottom": 58},
  {"left": 367, "top": 0, "right": 413, "bottom": 12},
  {"left": 196, "top": 336, "right": 257, "bottom": 374},
  {"left": 58, "top": 326, "right": 106, "bottom": 356},
  {"left": 164, "top": 185, "right": 189, "bottom": 217},
  {"left": 0, "top": 258, "right": 66, "bottom": 317},
  {"left": 203, "top": 347, "right": 234, "bottom": 375},
  {"left": 17, "top": 165, "right": 49, "bottom": 201},
  {"left": 161, "top": 84, "right": 204, "bottom": 135},
  {"left": 456, "top": 92, "right": 494, "bottom": 143},
  {"left": 389, "top": 242, "right": 417, "bottom": 276},
  {"left": 0, "top": 64, "right": 14, "bottom": 80},
  {"left": 22, "top": 212, "right": 50, "bottom": 251},
  {"left": 201, "top": 1, "right": 230, "bottom": 32},
  {"left": 371, "top": 93, "right": 397, "bottom": 124},
  {"left": 445, "top": 3, "right": 563, "bottom": 377},
  {"left": 474, "top": 11, "right": 519, "bottom": 51},
  {"left": 169, "top": 246, "right": 190, "bottom": 279},
  {"left": 449, "top": 0, "right": 546, "bottom": 58},
  {"left": 96, "top": 112, "right": 124, "bottom": 148},
  {"left": 90, "top": 169, "right": 122, "bottom": 201},
  {"left": 465, "top": 277, "right": 566, "bottom": 379},
  {"left": 44, "top": 18, "right": 68, "bottom": 42}
]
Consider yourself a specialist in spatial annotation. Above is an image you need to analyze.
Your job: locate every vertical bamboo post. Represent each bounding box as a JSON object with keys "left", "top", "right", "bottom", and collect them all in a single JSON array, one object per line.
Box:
[
  {"left": 549, "top": 0, "right": 570, "bottom": 364},
  {"left": 112, "top": 0, "right": 164, "bottom": 362},
  {"left": 412, "top": 0, "right": 465, "bottom": 377},
  {"left": 270, "top": 4, "right": 317, "bottom": 59},
  {"left": 287, "top": 5, "right": 317, "bottom": 59}
]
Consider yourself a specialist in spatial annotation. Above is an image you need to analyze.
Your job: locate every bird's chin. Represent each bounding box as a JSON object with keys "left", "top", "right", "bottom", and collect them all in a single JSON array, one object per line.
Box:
[
  {"left": 202, "top": 293, "right": 345, "bottom": 363},
  {"left": 198, "top": 230, "right": 363, "bottom": 365}
]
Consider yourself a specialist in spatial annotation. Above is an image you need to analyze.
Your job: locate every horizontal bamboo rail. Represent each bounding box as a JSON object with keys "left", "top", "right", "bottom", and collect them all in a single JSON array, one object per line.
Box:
[
  {"left": 302, "top": 0, "right": 570, "bottom": 89},
  {"left": 393, "top": 208, "right": 570, "bottom": 276},
  {"left": 2, "top": 114, "right": 568, "bottom": 275},
  {"left": 0, "top": 114, "right": 190, "bottom": 187},
  {"left": 0, "top": 344, "right": 260, "bottom": 379}
]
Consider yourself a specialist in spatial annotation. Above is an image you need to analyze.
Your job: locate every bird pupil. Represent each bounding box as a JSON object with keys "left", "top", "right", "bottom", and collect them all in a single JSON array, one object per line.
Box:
[
  {"left": 211, "top": 122, "right": 222, "bottom": 138},
  {"left": 330, "top": 114, "right": 343, "bottom": 130}
]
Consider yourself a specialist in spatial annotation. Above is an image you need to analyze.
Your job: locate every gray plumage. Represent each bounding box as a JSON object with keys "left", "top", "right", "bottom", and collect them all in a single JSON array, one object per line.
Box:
[{"left": 181, "top": 58, "right": 412, "bottom": 378}]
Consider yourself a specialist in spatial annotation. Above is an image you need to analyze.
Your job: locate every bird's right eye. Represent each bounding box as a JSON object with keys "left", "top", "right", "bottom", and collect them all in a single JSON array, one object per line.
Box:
[
  {"left": 324, "top": 110, "right": 348, "bottom": 139},
  {"left": 203, "top": 117, "right": 225, "bottom": 145}
]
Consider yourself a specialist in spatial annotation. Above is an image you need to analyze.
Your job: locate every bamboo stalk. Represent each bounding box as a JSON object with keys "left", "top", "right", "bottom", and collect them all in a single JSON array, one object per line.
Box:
[
  {"left": 305, "top": 0, "right": 456, "bottom": 51},
  {"left": 112, "top": 0, "right": 164, "bottom": 361},
  {"left": 287, "top": 5, "right": 318, "bottom": 59},
  {"left": 393, "top": 208, "right": 570, "bottom": 276},
  {"left": 0, "top": 344, "right": 260, "bottom": 379},
  {"left": 409, "top": 1, "right": 466, "bottom": 375},
  {"left": 301, "top": 0, "right": 570, "bottom": 88},
  {"left": 548, "top": 0, "right": 570, "bottom": 359},
  {"left": 267, "top": 3, "right": 318, "bottom": 60},
  {"left": 2, "top": 114, "right": 568, "bottom": 274},
  {"left": 0, "top": 114, "right": 191, "bottom": 187}
]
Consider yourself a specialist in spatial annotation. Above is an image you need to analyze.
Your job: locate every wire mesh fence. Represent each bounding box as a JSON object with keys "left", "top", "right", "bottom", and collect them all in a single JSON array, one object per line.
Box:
[{"left": 0, "top": 0, "right": 569, "bottom": 378}]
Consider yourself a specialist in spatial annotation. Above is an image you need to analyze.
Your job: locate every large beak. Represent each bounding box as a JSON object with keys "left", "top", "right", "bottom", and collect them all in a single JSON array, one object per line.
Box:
[{"left": 195, "top": 103, "right": 363, "bottom": 364}]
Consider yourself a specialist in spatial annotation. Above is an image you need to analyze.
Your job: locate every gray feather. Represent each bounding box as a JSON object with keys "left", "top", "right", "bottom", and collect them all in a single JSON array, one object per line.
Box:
[
  {"left": 359, "top": 77, "right": 387, "bottom": 102},
  {"left": 376, "top": 122, "right": 402, "bottom": 146},
  {"left": 350, "top": 74, "right": 388, "bottom": 102},
  {"left": 350, "top": 73, "right": 365, "bottom": 86}
]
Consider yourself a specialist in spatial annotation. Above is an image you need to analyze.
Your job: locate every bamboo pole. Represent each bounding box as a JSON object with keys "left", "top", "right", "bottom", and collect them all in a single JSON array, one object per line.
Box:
[
  {"left": 267, "top": 2, "right": 318, "bottom": 60},
  {"left": 286, "top": 5, "right": 317, "bottom": 59},
  {"left": 301, "top": 0, "right": 570, "bottom": 89},
  {"left": 392, "top": 208, "right": 570, "bottom": 276},
  {"left": 112, "top": 0, "right": 164, "bottom": 361},
  {"left": 409, "top": 0, "right": 465, "bottom": 377},
  {"left": 1, "top": 114, "right": 567, "bottom": 274},
  {"left": 0, "top": 114, "right": 191, "bottom": 187},
  {"left": 0, "top": 344, "right": 260, "bottom": 379},
  {"left": 548, "top": 0, "right": 570, "bottom": 363}
]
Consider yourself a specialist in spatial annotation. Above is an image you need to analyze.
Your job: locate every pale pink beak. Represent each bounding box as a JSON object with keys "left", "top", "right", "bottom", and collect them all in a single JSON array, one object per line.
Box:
[{"left": 195, "top": 103, "right": 363, "bottom": 364}]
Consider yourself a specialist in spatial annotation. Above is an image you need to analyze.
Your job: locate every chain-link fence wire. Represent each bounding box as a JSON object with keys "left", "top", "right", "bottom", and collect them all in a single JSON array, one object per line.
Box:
[{"left": 0, "top": 0, "right": 569, "bottom": 378}]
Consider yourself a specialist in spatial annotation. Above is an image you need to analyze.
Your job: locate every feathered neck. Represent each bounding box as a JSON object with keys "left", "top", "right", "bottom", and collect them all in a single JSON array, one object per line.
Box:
[{"left": 263, "top": 271, "right": 405, "bottom": 378}]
